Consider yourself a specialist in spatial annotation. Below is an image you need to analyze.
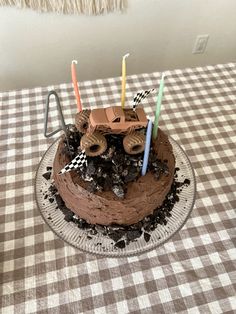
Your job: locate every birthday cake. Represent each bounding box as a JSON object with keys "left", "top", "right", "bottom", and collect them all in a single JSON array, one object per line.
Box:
[
  {"left": 52, "top": 106, "right": 175, "bottom": 226},
  {"left": 41, "top": 58, "right": 193, "bottom": 248}
]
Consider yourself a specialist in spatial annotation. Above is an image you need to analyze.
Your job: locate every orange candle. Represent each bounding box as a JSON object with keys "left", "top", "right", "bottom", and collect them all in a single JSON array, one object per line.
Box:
[{"left": 71, "top": 60, "right": 82, "bottom": 112}]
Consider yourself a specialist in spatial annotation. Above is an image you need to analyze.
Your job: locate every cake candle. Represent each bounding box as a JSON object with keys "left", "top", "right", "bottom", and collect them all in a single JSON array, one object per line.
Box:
[
  {"left": 121, "top": 53, "right": 130, "bottom": 109},
  {"left": 152, "top": 73, "right": 165, "bottom": 139},
  {"left": 142, "top": 119, "right": 153, "bottom": 176},
  {"left": 71, "top": 60, "right": 82, "bottom": 112}
]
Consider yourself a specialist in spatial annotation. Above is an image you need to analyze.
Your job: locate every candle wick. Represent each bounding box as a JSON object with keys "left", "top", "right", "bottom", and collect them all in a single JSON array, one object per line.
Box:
[
  {"left": 123, "top": 53, "right": 130, "bottom": 60},
  {"left": 72, "top": 60, "right": 78, "bottom": 64}
]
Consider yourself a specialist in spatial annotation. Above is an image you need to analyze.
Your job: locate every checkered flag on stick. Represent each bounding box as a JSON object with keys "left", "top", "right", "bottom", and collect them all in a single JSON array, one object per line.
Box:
[
  {"left": 133, "top": 89, "right": 155, "bottom": 111},
  {"left": 59, "top": 150, "right": 87, "bottom": 174}
]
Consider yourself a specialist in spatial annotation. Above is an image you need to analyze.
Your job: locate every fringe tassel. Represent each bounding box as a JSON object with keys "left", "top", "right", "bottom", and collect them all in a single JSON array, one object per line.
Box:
[{"left": 0, "top": 0, "right": 126, "bottom": 15}]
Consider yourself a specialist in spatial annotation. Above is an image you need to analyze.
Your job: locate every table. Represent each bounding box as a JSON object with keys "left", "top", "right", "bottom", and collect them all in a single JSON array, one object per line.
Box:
[{"left": 1, "top": 63, "right": 236, "bottom": 314}]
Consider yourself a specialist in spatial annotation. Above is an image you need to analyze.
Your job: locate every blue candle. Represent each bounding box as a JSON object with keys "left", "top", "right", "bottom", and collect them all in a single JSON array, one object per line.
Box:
[{"left": 142, "top": 119, "right": 153, "bottom": 176}]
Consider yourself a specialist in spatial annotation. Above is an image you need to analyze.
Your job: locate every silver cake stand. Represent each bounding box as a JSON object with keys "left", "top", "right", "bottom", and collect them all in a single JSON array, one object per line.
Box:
[{"left": 35, "top": 137, "right": 196, "bottom": 257}]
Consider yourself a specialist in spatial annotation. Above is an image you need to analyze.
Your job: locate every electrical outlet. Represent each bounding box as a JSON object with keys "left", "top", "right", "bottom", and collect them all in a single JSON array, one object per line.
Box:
[{"left": 192, "top": 35, "right": 209, "bottom": 54}]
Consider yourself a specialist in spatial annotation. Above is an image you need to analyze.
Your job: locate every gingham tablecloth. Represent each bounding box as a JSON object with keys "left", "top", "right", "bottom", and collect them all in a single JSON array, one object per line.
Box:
[{"left": 1, "top": 63, "right": 236, "bottom": 314}]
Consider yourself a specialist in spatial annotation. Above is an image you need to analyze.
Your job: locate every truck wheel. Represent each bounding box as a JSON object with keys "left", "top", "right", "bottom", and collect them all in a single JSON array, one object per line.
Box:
[
  {"left": 75, "top": 109, "right": 91, "bottom": 133},
  {"left": 80, "top": 132, "right": 107, "bottom": 157},
  {"left": 123, "top": 132, "right": 145, "bottom": 155}
]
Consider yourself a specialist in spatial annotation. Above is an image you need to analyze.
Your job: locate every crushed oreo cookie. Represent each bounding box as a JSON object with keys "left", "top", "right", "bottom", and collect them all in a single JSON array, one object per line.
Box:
[
  {"left": 42, "top": 171, "right": 51, "bottom": 181},
  {"left": 112, "top": 185, "right": 125, "bottom": 199},
  {"left": 115, "top": 240, "right": 126, "bottom": 249},
  {"left": 44, "top": 167, "right": 190, "bottom": 250},
  {"left": 42, "top": 125, "right": 191, "bottom": 250},
  {"left": 144, "top": 232, "right": 151, "bottom": 242},
  {"left": 59, "top": 128, "right": 169, "bottom": 199}
]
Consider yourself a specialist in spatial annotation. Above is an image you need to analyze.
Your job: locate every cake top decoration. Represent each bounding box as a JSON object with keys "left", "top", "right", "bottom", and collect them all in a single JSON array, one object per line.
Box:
[
  {"left": 44, "top": 90, "right": 73, "bottom": 157},
  {"left": 59, "top": 150, "right": 87, "bottom": 174},
  {"left": 75, "top": 106, "right": 147, "bottom": 157},
  {"left": 44, "top": 57, "right": 166, "bottom": 178}
]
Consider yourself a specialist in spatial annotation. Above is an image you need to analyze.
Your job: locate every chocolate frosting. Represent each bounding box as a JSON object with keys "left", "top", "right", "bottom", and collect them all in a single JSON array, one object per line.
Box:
[{"left": 53, "top": 129, "right": 175, "bottom": 225}]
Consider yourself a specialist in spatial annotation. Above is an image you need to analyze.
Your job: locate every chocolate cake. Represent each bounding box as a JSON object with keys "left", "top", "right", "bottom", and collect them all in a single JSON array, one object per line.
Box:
[
  {"left": 40, "top": 99, "right": 194, "bottom": 250},
  {"left": 53, "top": 117, "right": 175, "bottom": 226}
]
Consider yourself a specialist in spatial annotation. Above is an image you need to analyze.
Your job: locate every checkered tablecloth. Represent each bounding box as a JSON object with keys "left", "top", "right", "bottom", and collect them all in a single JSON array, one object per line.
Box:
[{"left": 0, "top": 63, "right": 236, "bottom": 314}]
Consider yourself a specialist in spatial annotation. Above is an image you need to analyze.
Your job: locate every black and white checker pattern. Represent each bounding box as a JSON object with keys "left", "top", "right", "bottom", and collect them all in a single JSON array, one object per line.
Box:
[
  {"left": 59, "top": 150, "right": 87, "bottom": 174},
  {"left": 133, "top": 88, "right": 155, "bottom": 110}
]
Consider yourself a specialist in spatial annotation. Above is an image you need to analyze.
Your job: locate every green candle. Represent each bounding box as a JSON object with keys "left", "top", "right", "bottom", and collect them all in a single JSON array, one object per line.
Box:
[{"left": 152, "top": 73, "right": 165, "bottom": 139}]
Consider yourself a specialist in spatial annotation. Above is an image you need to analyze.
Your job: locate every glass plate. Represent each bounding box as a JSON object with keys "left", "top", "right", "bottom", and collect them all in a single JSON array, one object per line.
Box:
[{"left": 35, "top": 137, "right": 196, "bottom": 257}]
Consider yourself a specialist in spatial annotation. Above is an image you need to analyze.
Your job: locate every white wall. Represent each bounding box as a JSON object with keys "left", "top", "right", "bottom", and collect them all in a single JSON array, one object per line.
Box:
[{"left": 0, "top": 0, "right": 236, "bottom": 92}]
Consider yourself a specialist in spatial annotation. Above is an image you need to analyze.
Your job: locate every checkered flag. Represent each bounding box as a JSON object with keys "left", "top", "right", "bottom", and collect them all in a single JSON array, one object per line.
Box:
[
  {"left": 133, "top": 89, "right": 155, "bottom": 111},
  {"left": 59, "top": 150, "right": 87, "bottom": 174}
]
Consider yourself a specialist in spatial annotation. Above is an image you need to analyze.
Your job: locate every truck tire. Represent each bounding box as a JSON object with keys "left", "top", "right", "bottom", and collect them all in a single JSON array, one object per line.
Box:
[
  {"left": 80, "top": 132, "right": 107, "bottom": 157},
  {"left": 75, "top": 109, "right": 91, "bottom": 133},
  {"left": 123, "top": 132, "right": 145, "bottom": 155}
]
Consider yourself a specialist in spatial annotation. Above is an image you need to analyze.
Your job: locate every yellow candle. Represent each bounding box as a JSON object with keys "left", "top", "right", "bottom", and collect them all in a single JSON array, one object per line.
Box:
[{"left": 121, "top": 53, "right": 129, "bottom": 109}]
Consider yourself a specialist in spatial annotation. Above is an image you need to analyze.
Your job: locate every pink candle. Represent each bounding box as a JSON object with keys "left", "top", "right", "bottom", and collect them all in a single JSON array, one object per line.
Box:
[{"left": 71, "top": 60, "right": 82, "bottom": 112}]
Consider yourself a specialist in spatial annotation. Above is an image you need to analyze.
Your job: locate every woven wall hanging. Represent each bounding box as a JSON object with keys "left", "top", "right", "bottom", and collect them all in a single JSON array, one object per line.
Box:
[{"left": 0, "top": 0, "right": 126, "bottom": 15}]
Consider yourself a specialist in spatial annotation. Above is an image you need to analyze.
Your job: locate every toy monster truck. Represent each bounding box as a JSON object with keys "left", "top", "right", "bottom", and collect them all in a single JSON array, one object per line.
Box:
[{"left": 75, "top": 106, "right": 148, "bottom": 156}]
